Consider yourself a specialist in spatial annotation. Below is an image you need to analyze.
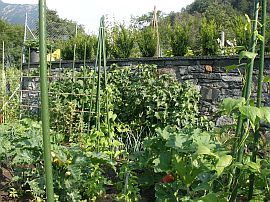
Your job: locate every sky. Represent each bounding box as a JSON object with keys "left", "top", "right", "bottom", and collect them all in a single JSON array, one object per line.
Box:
[{"left": 3, "top": 0, "right": 195, "bottom": 33}]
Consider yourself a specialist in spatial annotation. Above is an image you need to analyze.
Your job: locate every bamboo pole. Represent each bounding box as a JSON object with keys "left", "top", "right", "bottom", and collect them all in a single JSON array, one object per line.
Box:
[
  {"left": 39, "top": 0, "right": 54, "bottom": 201},
  {"left": 152, "top": 6, "right": 161, "bottom": 57}
]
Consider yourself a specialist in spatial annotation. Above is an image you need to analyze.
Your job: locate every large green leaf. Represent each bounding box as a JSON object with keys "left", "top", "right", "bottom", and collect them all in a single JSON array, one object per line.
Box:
[
  {"left": 197, "top": 193, "right": 227, "bottom": 202},
  {"left": 172, "top": 155, "right": 202, "bottom": 187},
  {"left": 263, "top": 76, "right": 270, "bottom": 83},
  {"left": 261, "top": 107, "right": 270, "bottom": 123},
  {"left": 156, "top": 127, "right": 170, "bottom": 140},
  {"left": 215, "top": 155, "right": 232, "bottom": 176},
  {"left": 239, "top": 51, "right": 257, "bottom": 62},
  {"left": 153, "top": 151, "right": 171, "bottom": 173},
  {"left": 246, "top": 161, "right": 260, "bottom": 173},
  {"left": 221, "top": 98, "right": 245, "bottom": 114},
  {"left": 165, "top": 133, "right": 188, "bottom": 149},
  {"left": 193, "top": 130, "right": 211, "bottom": 146},
  {"left": 196, "top": 145, "right": 215, "bottom": 156},
  {"left": 239, "top": 106, "right": 262, "bottom": 127}
]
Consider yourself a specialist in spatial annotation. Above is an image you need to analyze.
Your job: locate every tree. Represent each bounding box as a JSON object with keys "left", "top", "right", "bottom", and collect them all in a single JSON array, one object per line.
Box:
[
  {"left": 186, "top": 0, "right": 215, "bottom": 14},
  {"left": 0, "top": 19, "right": 24, "bottom": 65},
  {"left": 38, "top": 9, "right": 85, "bottom": 42},
  {"left": 233, "top": 15, "right": 251, "bottom": 51}
]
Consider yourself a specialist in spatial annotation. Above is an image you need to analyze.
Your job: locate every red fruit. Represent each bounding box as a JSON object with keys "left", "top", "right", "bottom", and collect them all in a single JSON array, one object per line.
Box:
[{"left": 160, "top": 174, "right": 174, "bottom": 183}]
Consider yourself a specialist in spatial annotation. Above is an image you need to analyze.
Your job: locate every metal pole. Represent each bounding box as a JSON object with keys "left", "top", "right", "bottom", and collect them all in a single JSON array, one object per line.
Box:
[
  {"left": 23, "top": 13, "right": 28, "bottom": 63},
  {"left": 101, "top": 17, "right": 110, "bottom": 135},
  {"left": 2, "top": 41, "right": 4, "bottom": 69},
  {"left": 230, "top": 1, "right": 260, "bottom": 201},
  {"left": 83, "top": 41, "right": 87, "bottom": 68},
  {"left": 96, "top": 24, "right": 102, "bottom": 131},
  {"left": 248, "top": 0, "right": 267, "bottom": 199},
  {"left": 72, "top": 24, "right": 78, "bottom": 91},
  {"left": 2, "top": 41, "right": 5, "bottom": 123},
  {"left": 39, "top": 0, "right": 54, "bottom": 201}
]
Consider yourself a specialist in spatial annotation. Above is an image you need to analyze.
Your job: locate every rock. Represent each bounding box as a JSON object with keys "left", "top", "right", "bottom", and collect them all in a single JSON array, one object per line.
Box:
[
  {"left": 212, "top": 88, "right": 220, "bottom": 101},
  {"left": 222, "top": 76, "right": 242, "bottom": 82},
  {"left": 201, "top": 87, "right": 212, "bottom": 101},
  {"left": 216, "top": 116, "right": 234, "bottom": 127}
]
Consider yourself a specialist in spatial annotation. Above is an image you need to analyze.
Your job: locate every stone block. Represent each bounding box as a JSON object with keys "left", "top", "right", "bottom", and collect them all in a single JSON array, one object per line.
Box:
[
  {"left": 222, "top": 76, "right": 242, "bottom": 82},
  {"left": 201, "top": 87, "right": 212, "bottom": 101}
]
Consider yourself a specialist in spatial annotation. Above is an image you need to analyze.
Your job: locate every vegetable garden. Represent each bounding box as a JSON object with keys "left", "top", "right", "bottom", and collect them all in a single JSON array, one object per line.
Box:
[{"left": 1, "top": 0, "right": 270, "bottom": 201}]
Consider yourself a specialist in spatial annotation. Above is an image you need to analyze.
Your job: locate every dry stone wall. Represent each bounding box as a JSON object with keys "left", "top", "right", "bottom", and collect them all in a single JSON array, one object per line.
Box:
[{"left": 22, "top": 56, "right": 270, "bottom": 120}]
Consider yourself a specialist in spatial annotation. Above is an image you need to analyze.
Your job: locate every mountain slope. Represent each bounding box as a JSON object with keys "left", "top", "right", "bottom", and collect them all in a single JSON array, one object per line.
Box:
[{"left": 0, "top": 0, "right": 38, "bottom": 27}]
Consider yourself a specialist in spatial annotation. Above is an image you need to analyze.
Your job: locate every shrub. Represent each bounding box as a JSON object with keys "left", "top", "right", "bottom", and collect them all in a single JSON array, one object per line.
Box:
[
  {"left": 60, "top": 34, "right": 97, "bottom": 60},
  {"left": 169, "top": 22, "right": 190, "bottom": 56},
  {"left": 199, "top": 18, "right": 219, "bottom": 55},
  {"left": 233, "top": 15, "right": 251, "bottom": 51},
  {"left": 137, "top": 27, "right": 157, "bottom": 57},
  {"left": 109, "top": 24, "right": 135, "bottom": 58},
  {"left": 109, "top": 65, "right": 201, "bottom": 135}
]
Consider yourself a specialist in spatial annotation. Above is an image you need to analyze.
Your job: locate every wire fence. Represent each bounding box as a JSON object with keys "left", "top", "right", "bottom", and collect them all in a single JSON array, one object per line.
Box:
[
  {"left": 17, "top": 14, "right": 101, "bottom": 135},
  {"left": 0, "top": 15, "right": 87, "bottom": 131},
  {"left": 19, "top": 63, "right": 98, "bottom": 135},
  {"left": 24, "top": 12, "right": 79, "bottom": 42}
]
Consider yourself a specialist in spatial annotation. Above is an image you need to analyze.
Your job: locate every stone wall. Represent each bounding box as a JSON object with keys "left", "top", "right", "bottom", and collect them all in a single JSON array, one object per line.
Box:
[{"left": 22, "top": 56, "right": 270, "bottom": 117}]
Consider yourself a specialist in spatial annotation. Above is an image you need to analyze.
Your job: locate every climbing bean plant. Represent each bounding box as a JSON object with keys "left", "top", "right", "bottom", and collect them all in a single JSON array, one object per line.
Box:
[{"left": 49, "top": 64, "right": 205, "bottom": 142}]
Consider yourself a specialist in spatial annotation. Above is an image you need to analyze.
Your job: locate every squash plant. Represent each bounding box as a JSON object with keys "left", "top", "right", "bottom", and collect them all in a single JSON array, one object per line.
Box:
[{"left": 132, "top": 126, "right": 231, "bottom": 201}]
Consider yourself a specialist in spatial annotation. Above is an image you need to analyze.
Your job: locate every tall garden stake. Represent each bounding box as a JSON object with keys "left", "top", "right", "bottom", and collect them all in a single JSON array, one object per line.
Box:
[
  {"left": 248, "top": 0, "right": 267, "bottom": 199},
  {"left": 83, "top": 41, "right": 87, "bottom": 68},
  {"left": 72, "top": 24, "right": 78, "bottom": 93},
  {"left": 95, "top": 19, "right": 102, "bottom": 131},
  {"left": 1, "top": 41, "right": 6, "bottom": 123},
  {"left": 39, "top": 0, "right": 54, "bottom": 201},
  {"left": 101, "top": 19, "right": 110, "bottom": 137},
  {"left": 230, "top": 0, "right": 260, "bottom": 201},
  {"left": 87, "top": 24, "right": 101, "bottom": 135}
]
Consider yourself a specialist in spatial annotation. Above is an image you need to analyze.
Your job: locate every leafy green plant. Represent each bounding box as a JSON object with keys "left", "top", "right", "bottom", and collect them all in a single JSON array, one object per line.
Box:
[
  {"left": 169, "top": 22, "right": 190, "bottom": 56},
  {"left": 220, "top": 97, "right": 270, "bottom": 201},
  {"left": 199, "top": 18, "right": 219, "bottom": 55},
  {"left": 115, "top": 162, "right": 141, "bottom": 202},
  {"left": 0, "top": 119, "right": 115, "bottom": 201},
  {"left": 137, "top": 27, "right": 157, "bottom": 57},
  {"left": 109, "top": 24, "right": 135, "bottom": 58},
  {"left": 0, "top": 67, "right": 21, "bottom": 123},
  {"left": 133, "top": 126, "right": 232, "bottom": 201},
  {"left": 60, "top": 34, "right": 97, "bottom": 60},
  {"left": 50, "top": 64, "right": 204, "bottom": 141},
  {"left": 233, "top": 15, "right": 252, "bottom": 52},
  {"left": 109, "top": 64, "right": 203, "bottom": 136}
]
